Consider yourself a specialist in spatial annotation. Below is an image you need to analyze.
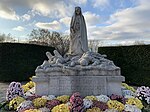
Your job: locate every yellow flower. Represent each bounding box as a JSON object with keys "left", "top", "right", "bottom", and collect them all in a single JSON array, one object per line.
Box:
[
  {"left": 122, "top": 83, "right": 136, "bottom": 92},
  {"left": 22, "top": 85, "right": 30, "bottom": 92},
  {"left": 56, "top": 95, "right": 70, "bottom": 103},
  {"left": 26, "top": 81, "right": 35, "bottom": 88},
  {"left": 22, "top": 81, "right": 35, "bottom": 93},
  {"left": 9, "top": 96, "right": 25, "bottom": 110},
  {"left": 51, "top": 104, "right": 70, "bottom": 112},
  {"left": 29, "top": 76, "right": 33, "bottom": 80},
  {"left": 33, "top": 98, "right": 47, "bottom": 108},
  {"left": 24, "top": 109, "right": 41, "bottom": 112},
  {"left": 85, "top": 96, "right": 97, "bottom": 101},
  {"left": 126, "top": 98, "right": 143, "bottom": 109},
  {"left": 107, "top": 100, "right": 124, "bottom": 112},
  {"left": 86, "top": 107, "right": 102, "bottom": 112}
]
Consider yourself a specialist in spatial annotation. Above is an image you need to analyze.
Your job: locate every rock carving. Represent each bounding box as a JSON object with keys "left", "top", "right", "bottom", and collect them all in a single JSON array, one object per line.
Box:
[{"left": 36, "top": 6, "right": 117, "bottom": 71}]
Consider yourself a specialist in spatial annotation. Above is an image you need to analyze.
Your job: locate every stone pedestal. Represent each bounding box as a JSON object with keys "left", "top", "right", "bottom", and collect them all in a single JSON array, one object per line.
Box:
[{"left": 32, "top": 65, "right": 125, "bottom": 96}]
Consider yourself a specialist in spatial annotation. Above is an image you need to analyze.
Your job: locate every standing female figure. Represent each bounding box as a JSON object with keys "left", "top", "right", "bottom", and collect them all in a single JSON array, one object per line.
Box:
[{"left": 69, "top": 7, "right": 88, "bottom": 56}]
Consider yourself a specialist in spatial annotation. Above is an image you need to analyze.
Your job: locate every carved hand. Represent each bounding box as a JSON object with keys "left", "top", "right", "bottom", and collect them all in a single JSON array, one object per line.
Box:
[{"left": 70, "top": 27, "right": 75, "bottom": 33}]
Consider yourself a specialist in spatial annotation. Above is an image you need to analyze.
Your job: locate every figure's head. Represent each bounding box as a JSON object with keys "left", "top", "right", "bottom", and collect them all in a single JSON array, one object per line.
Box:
[{"left": 75, "top": 6, "right": 81, "bottom": 15}]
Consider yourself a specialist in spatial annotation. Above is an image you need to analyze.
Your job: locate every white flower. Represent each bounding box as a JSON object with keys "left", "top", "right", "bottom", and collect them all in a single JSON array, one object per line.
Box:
[
  {"left": 96, "top": 95, "right": 110, "bottom": 103},
  {"left": 145, "top": 97, "right": 150, "bottom": 104},
  {"left": 47, "top": 95, "right": 56, "bottom": 100},
  {"left": 39, "top": 107, "right": 50, "bottom": 112},
  {"left": 25, "top": 87, "right": 35, "bottom": 97},
  {"left": 124, "top": 95, "right": 134, "bottom": 99},
  {"left": 17, "top": 100, "right": 33, "bottom": 112},
  {"left": 124, "top": 104, "right": 134, "bottom": 112},
  {"left": 83, "top": 99, "right": 93, "bottom": 109},
  {"left": 66, "top": 102, "right": 71, "bottom": 107},
  {"left": 42, "top": 96, "right": 49, "bottom": 100},
  {"left": 124, "top": 104, "right": 141, "bottom": 112},
  {"left": 42, "top": 95, "right": 56, "bottom": 100},
  {"left": 122, "top": 90, "right": 135, "bottom": 97}
]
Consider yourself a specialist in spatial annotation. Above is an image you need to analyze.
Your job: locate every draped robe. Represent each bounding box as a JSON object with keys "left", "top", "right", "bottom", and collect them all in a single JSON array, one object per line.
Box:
[{"left": 69, "top": 11, "right": 88, "bottom": 56}]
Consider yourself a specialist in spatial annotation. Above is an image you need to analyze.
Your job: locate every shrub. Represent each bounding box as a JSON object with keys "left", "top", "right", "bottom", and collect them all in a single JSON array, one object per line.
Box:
[
  {"left": 98, "top": 45, "right": 150, "bottom": 86},
  {"left": 0, "top": 43, "right": 55, "bottom": 81}
]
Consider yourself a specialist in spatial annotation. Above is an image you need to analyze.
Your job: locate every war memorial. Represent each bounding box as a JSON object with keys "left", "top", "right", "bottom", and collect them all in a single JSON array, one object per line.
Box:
[{"left": 32, "top": 7, "right": 125, "bottom": 96}]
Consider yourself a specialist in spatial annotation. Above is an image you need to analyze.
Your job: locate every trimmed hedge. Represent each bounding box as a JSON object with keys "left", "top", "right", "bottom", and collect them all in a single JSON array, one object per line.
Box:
[
  {"left": 1, "top": 43, "right": 150, "bottom": 86},
  {"left": 0, "top": 43, "right": 55, "bottom": 82},
  {"left": 98, "top": 45, "right": 150, "bottom": 86}
]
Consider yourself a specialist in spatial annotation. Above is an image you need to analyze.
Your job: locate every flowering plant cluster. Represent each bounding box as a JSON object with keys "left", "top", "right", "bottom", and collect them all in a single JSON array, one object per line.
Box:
[
  {"left": 110, "top": 94, "right": 126, "bottom": 104},
  {"left": 86, "top": 107, "right": 101, "bottom": 112},
  {"left": 136, "top": 86, "right": 150, "bottom": 104},
  {"left": 24, "top": 109, "right": 41, "bottom": 112},
  {"left": 1, "top": 81, "right": 150, "bottom": 112},
  {"left": 33, "top": 98, "right": 47, "bottom": 108},
  {"left": 17, "top": 100, "right": 34, "bottom": 112},
  {"left": 126, "top": 97, "right": 144, "bottom": 109},
  {"left": 96, "top": 95, "right": 110, "bottom": 103},
  {"left": 56, "top": 95, "right": 70, "bottom": 103},
  {"left": 51, "top": 104, "right": 70, "bottom": 112},
  {"left": 107, "top": 100, "right": 124, "bottom": 111},
  {"left": 9, "top": 96, "right": 25, "bottom": 110},
  {"left": 70, "top": 92, "right": 84, "bottom": 112},
  {"left": 22, "top": 81, "right": 35, "bottom": 93},
  {"left": 122, "top": 83, "right": 136, "bottom": 92},
  {"left": 6, "top": 82, "right": 24, "bottom": 101},
  {"left": 92, "top": 100, "right": 108, "bottom": 111},
  {"left": 85, "top": 95, "right": 97, "bottom": 101},
  {"left": 45, "top": 99, "right": 61, "bottom": 110}
]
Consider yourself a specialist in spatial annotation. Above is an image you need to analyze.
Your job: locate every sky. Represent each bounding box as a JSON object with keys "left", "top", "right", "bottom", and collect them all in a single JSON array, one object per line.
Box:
[{"left": 0, "top": 0, "right": 150, "bottom": 45}]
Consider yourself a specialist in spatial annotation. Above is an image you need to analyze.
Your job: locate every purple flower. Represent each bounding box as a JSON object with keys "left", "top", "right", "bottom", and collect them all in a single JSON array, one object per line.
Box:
[
  {"left": 6, "top": 82, "right": 24, "bottom": 101},
  {"left": 110, "top": 94, "right": 126, "bottom": 104},
  {"left": 46, "top": 99, "right": 60, "bottom": 110},
  {"left": 136, "top": 86, "right": 150, "bottom": 104},
  {"left": 92, "top": 100, "right": 108, "bottom": 111},
  {"left": 70, "top": 92, "right": 84, "bottom": 112}
]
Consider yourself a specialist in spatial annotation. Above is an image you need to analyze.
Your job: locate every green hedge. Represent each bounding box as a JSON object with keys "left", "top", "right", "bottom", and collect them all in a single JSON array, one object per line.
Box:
[
  {"left": 0, "top": 43, "right": 55, "bottom": 82},
  {"left": 98, "top": 45, "right": 150, "bottom": 86},
  {"left": 1, "top": 43, "right": 150, "bottom": 86}
]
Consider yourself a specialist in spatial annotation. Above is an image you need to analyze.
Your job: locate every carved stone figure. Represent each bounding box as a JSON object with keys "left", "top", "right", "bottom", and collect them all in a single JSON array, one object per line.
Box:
[
  {"left": 33, "top": 6, "right": 125, "bottom": 97},
  {"left": 46, "top": 50, "right": 67, "bottom": 65},
  {"left": 69, "top": 6, "right": 88, "bottom": 56},
  {"left": 36, "top": 7, "right": 117, "bottom": 68}
]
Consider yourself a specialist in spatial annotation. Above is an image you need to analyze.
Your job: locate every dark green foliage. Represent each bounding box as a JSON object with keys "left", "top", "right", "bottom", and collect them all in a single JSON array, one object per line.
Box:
[
  {"left": 0, "top": 43, "right": 55, "bottom": 82},
  {"left": 98, "top": 45, "right": 150, "bottom": 86}
]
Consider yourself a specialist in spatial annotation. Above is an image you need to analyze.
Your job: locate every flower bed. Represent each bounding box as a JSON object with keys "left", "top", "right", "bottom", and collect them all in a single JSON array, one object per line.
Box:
[{"left": 0, "top": 81, "right": 149, "bottom": 112}]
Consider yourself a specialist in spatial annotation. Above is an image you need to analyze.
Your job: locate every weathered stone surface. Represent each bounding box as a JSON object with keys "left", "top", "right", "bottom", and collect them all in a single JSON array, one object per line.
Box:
[
  {"left": 32, "top": 72, "right": 125, "bottom": 96},
  {"left": 69, "top": 6, "right": 88, "bottom": 56},
  {"left": 33, "top": 55, "right": 124, "bottom": 96},
  {"left": 35, "top": 65, "right": 120, "bottom": 76},
  {"left": 40, "top": 50, "right": 117, "bottom": 68}
]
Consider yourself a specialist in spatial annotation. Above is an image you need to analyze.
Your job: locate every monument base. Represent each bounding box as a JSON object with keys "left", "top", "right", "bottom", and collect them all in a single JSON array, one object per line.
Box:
[{"left": 32, "top": 66, "right": 125, "bottom": 96}]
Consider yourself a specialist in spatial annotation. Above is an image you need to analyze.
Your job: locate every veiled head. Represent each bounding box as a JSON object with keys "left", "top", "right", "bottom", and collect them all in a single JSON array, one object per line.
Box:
[{"left": 75, "top": 6, "right": 81, "bottom": 15}]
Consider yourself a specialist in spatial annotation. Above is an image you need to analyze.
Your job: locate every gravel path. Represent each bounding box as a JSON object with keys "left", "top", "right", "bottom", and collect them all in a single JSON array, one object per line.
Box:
[{"left": 0, "top": 82, "right": 10, "bottom": 102}]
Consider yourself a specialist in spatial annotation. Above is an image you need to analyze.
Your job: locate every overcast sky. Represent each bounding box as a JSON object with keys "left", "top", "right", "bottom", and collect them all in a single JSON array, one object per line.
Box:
[{"left": 0, "top": 0, "right": 150, "bottom": 45}]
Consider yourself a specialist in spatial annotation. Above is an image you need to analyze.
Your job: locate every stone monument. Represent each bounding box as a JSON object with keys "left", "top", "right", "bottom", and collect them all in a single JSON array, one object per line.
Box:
[{"left": 32, "top": 6, "right": 125, "bottom": 96}]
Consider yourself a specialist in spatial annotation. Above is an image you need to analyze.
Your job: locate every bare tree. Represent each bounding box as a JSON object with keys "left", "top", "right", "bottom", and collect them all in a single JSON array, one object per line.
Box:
[
  {"left": 47, "top": 31, "right": 70, "bottom": 55},
  {"left": 0, "top": 33, "right": 5, "bottom": 42},
  {"left": 133, "top": 40, "right": 145, "bottom": 45},
  {"left": 29, "top": 29, "right": 70, "bottom": 55},
  {"left": 0, "top": 33, "right": 16, "bottom": 42},
  {"left": 29, "top": 29, "right": 50, "bottom": 45},
  {"left": 88, "top": 40, "right": 103, "bottom": 52}
]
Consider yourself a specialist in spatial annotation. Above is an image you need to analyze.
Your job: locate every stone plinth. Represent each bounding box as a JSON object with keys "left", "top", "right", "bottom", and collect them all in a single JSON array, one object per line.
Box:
[{"left": 32, "top": 65, "right": 125, "bottom": 96}]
